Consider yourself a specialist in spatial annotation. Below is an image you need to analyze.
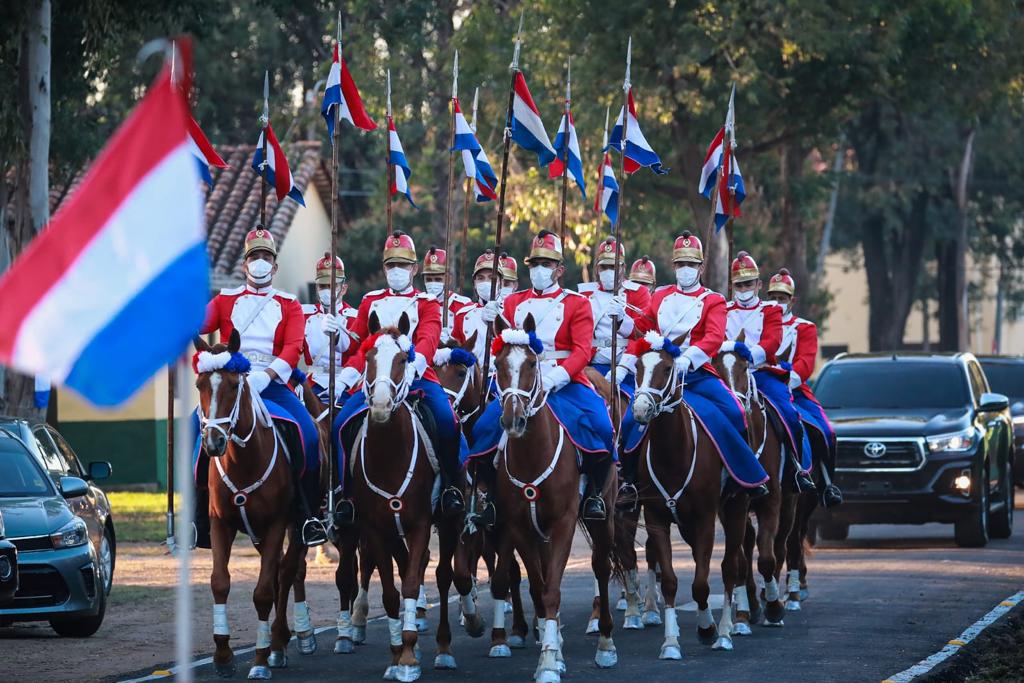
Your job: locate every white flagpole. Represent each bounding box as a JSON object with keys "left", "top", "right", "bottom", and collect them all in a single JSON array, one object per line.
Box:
[{"left": 174, "top": 354, "right": 193, "bottom": 682}]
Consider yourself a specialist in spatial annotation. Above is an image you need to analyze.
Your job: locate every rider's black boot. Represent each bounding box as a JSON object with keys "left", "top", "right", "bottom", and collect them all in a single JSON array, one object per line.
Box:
[
  {"left": 616, "top": 452, "right": 639, "bottom": 511},
  {"left": 821, "top": 484, "right": 843, "bottom": 508},
  {"left": 582, "top": 455, "right": 611, "bottom": 521},
  {"left": 465, "top": 459, "right": 497, "bottom": 528},
  {"left": 295, "top": 466, "right": 327, "bottom": 547},
  {"left": 439, "top": 438, "right": 465, "bottom": 518},
  {"left": 723, "top": 477, "right": 770, "bottom": 501},
  {"left": 795, "top": 470, "right": 817, "bottom": 494},
  {"left": 192, "top": 481, "right": 212, "bottom": 550}
]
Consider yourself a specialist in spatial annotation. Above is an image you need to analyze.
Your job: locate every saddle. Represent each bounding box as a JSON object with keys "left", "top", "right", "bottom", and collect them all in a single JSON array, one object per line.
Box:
[{"left": 340, "top": 392, "right": 440, "bottom": 472}]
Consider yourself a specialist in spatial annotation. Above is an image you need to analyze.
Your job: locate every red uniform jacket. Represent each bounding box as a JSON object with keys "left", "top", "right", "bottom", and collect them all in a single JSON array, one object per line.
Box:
[
  {"left": 343, "top": 288, "right": 442, "bottom": 384},
  {"left": 501, "top": 286, "right": 595, "bottom": 384},
  {"left": 636, "top": 285, "right": 727, "bottom": 373},
  {"left": 724, "top": 299, "right": 783, "bottom": 370}
]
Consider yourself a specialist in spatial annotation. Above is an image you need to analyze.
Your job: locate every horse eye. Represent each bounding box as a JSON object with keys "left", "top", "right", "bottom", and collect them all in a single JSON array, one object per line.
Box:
[
  {"left": 528, "top": 361, "right": 536, "bottom": 368},
  {"left": 457, "top": 370, "right": 466, "bottom": 379}
]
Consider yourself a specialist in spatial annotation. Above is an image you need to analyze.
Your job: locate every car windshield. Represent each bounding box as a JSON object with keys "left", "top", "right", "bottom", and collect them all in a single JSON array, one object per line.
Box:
[
  {"left": 0, "top": 435, "right": 54, "bottom": 497},
  {"left": 980, "top": 362, "right": 1024, "bottom": 403},
  {"left": 816, "top": 361, "right": 970, "bottom": 410}
]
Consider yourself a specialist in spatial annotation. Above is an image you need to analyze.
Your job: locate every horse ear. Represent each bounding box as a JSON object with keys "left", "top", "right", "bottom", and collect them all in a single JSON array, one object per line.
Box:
[
  {"left": 193, "top": 336, "right": 210, "bottom": 353},
  {"left": 228, "top": 329, "right": 241, "bottom": 354},
  {"left": 493, "top": 313, "right": 508, "bottom": 337},
  {"left": 398, "top": 312, "right": 411, "bottom": 336},
  {"left": 671, "top": 333, "right": 687, "bottom": 348},
  {"left": 736, "top": 329, "right": 746, "bottom": 344},
  {"left": 463, "top": 330, "right": 479, "bottom": 353},
  {"left": 523, "top": 313, "right": 536, "bottom": 334},
  {"left": 368, "top": 311, "right": 381, "bottom": 335}
]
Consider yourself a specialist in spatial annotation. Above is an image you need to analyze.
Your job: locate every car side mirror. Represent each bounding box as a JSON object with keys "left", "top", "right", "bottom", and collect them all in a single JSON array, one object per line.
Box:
[
  {"left": 978, "top": 392, "right": 1010, "bottom": 413},
  {"left": 59, "top": 476, "right": 89, "bottom": 499},
  {"left": 87, "top": 461, "right": 112, "bottom": 481}
]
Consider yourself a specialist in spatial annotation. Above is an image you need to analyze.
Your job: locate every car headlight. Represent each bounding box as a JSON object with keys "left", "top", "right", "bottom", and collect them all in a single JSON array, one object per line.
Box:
[
  {"left": 927, "top": 428, "right": 977, "bottom": 453},
  {"left": 50, "top": 517, "right": 89, "bottom": 549}
]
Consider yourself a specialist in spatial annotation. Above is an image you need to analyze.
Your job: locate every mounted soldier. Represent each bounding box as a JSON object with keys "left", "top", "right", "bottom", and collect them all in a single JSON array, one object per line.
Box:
[
  {"left": 451, "top": 249, "right": 519, "bottom": 362},
  {"left": 628, "top": 256, "right": 657, "bottom": 295},
  {"left": 766, "top": 268, "right": 843, "bottom": 508},
  {"left": 302, "top": 253, "right": 359, "bottom": 404},
  {"left": 330, "top": 231, "right": 468, "bottom": 525},
  {"left": 619, "top": 231, "right": 770, "bottom": 499},
  {"left": 470, "top": 230, "right": 616, "bottom": 520},
  {"left": 421, "top": 246, "right": 472, "bottom": 332},
  {"left": 193, "top": 227, "right": 328, "bottom": 547},
  {"left": 724, "top": 252, "right": 815, "bottom": 493}
]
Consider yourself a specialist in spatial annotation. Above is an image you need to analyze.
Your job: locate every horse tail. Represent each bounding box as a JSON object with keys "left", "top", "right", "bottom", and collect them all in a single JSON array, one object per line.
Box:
[{"left": 575, "top": 512, "right": 629, "bottom": 588}]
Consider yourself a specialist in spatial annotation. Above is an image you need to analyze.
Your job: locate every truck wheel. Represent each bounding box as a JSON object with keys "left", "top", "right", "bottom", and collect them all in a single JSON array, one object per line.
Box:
[
  {"left": 955, "top": 473, "right": 989, "bottom": 548},
  {"left": 818, "top": 521, "right": 849, "bottom": 541},
  {"left": 990, "top": 462, "right": 1014, "bottom": 540}
]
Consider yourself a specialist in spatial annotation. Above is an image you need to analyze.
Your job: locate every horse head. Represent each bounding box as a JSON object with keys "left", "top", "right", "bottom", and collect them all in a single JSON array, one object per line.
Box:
[
  {"left": 193, "top": 330, "right": 254, "bottom": 457},
  {"left": 631, "top": 332, "right": 686, "bottom": 425},
  {"left": 713, "top": 330, "right": 754, "bottom": 410},
  {"left": 433, "top": 330, "right": 480, "bottom": 420},
  {"left": 364, "top": 311, "right": 415, "bottom": 423},
  {"left": 493, "top": 313, "right": 545, "bottom": 438}
]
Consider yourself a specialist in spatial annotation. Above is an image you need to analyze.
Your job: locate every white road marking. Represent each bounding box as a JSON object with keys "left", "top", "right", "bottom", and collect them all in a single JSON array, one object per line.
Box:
[{"left": 881, "top": 589, "right": 1024, "bottom": 682}]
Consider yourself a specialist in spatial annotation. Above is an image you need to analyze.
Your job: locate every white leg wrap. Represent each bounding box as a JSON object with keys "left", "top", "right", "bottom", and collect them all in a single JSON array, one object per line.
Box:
[
  {"left": 402, "top": 598, "right": 418, "bottom": 633},
  {"left": 493, "top": 599, "right": 507, "bottom": 630},
  {"left": 256, "top": 620, "right": 272, "bottom": 649},
  {"left": 593, "top": 578, "right": 600, "bottom": 598},
  {"left": 733, "top": 587, "right": 750, "bottom": 612},
  {"left": 697, "top": 607, "right": 714, "bottom": 630},
  {"left": 788, "top": 570, "right": 801, "bottom": 594},
  {"left": 294, "top": 601, "right": 311, "bottom": 633},
  {"left": 765, "top": 578, "right": 780, "bottom": 602},
  {"left": 337, "top": 610, "right": 353, "bottom": 638},
  {"left": 213, "top": 603, "right": 229, "bottom": 636},
  {"left": 388, "top": 617, "right": 403, "bottom": 647},
  {"left": 541, "top": 619, "right": 559, "bottom": 652},
  {"left": 664, "top": 608, "right": 679, "bottom": 638},
  {"left": 645, "top": 570, "right": 659, "bottom": 607},
  {"left": 460, "top": 592, "right": 477, "bottom": 616},
  {"left": 417, "top": 585, "right": 428, "bottom": 610}
]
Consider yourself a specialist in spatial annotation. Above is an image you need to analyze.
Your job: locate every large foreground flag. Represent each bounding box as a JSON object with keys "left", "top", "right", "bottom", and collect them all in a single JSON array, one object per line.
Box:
[
  {"left": 594, "top": 152, "right": 619, "bottom": 225},
  {"left": 510, "top": 72, "right": 556, "bottom": 167},
  {"left": 607, "top": 90, "right": 668, "bottom": 175},
  {"left": 0, "top": 53, "right": 208, "bottom": 406},
  {"left": 388, "top": 118, "right": 417, "bottom": 207},
  {"left": 187, "top": 116, "right": 228, "bottom": 186},
  {"left": 321, "top": 43, "right": 377, "bottom": 138},
  {"left": 251, "top": 125, "right": 305, "bottom": 206},
  {"left": 548, "top": 111, "right": 586, "bottom": 199}
]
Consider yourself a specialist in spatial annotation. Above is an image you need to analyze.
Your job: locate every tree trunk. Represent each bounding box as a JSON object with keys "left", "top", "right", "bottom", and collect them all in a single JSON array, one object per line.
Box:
[
  {"left": 935, "top": 239, "right": 958, "bottom": 351},
  {"left": 775, "top": 141, "right": 811, "bottom": 308}
]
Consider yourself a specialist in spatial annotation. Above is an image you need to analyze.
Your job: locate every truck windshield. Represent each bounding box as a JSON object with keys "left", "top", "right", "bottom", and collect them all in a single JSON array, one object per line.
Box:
[{"left": 816, "top": 361, "right": 970, "bottom": 410}]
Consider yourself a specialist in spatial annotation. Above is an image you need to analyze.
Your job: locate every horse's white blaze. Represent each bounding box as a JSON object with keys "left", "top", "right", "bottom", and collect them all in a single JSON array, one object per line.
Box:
[
  {"left": 633, "top": 351, "right": 662, "bottom": 422},
  {"left": 370, "top": 337, "right": 403, "bottom": 416},
  {"left": 721, "top": 353, "right": 736, "bottom": 394},
  {"left": 205, "top": 373, "right": 222, "bottom": 450},
  {"left": 213, "top": 602, "right": 229, "bottom": 636},
  {"left": 506, "top": 346, "right": 526, "bottom": 393}
]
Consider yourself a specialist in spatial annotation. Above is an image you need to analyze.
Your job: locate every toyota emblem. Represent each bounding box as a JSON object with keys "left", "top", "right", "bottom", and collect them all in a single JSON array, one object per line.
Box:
[{"left": 863, "top": 442, "right": 887, "bottom": 458}]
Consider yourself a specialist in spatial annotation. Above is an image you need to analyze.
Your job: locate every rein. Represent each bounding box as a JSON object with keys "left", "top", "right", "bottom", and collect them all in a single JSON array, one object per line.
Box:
[
  {"left": 634, "top": 356, "right": 685, "bottom": 416},
  {"left": 444, "top": 365, "right": 480, "bottom": 420},
  {"left": 722, "top": 355, "right": 768, "bottom": 460},
  {"left": 645, "top": 403, "right": 699, "bottom": 527}
]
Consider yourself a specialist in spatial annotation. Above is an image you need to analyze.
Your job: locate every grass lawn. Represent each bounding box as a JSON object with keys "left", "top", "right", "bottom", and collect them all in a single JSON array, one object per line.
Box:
[{"left": 108, "top": 491, "right": 174, "bottom": 543}]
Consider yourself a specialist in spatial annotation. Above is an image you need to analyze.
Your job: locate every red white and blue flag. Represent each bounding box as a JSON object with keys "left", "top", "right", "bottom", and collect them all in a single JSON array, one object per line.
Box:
[
  {"left": 451, "top": 98, "right": 497, "bottom": 202},
  {"left": 187, "top": 116, "right": 227, "bottom": 186},
  {"left": 468, "top": 147, "right": 498, "bottom": 202},
  {"left": 0, "top": 46, "right": 208, "bottom": 406},
  {"left": 711, "top": 145, "right": 745, "bottom": 231},
  {"left": 701, "top": 87, "right": 745, "bottom": 231},
  {"left": 698, "top": 126, "right": 727, "bottom": 198},
  {"left": 251, "top": 124, "right": 305, "bottom": 206},
  {"left": 321, "top": 43, "right": 377, "bottom": 139},
  {"left": 607, "top": 90, "right": 667, "bottom": 175},
  {"left": 388, "top": 118, "right": 417, "bottom": 207},
  {"left": 510, "top": 72, "right": 556, "bottom": 167},
  {"left": 549, "top": 111, "right": 586, "bottom": 199},
  {"left": 594, "top": 151, "right": 619, "bottom": 225}
]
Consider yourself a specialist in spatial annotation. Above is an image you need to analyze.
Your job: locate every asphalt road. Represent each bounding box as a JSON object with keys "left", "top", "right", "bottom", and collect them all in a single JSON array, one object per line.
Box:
[{"left": 116, "top": 517, "right": 1024, "bottom": 683}]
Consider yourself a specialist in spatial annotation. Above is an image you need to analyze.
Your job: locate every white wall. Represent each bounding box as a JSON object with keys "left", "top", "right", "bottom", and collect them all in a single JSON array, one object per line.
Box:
[{"left": 274, "top": 186, "right": 331, "bottom": 302}]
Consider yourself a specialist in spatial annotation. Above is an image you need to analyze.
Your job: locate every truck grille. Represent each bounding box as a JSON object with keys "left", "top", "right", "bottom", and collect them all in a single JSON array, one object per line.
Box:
[
  {"left": 836, "top": 438, "right": 925, "bottom": 471},
  {"left": 12, "top": 564, "right": 69, "bottom": 608}
]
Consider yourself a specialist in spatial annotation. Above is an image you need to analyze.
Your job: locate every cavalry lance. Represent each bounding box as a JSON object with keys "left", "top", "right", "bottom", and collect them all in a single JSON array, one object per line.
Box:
[
  {"left": 326, "top": 14, "right": 342, "bottom": 526},
  {"left": 558, "top": 58, "right": 571, "bottom": 249},
  {"left": 442, "top": 52, "right": 459, "bottom": 330},
  {"left": 608, "top": 37, "right": 632, "bottom": 439},
  {"left": 385, "top": 68, "right": 393, "bottom": 237}
]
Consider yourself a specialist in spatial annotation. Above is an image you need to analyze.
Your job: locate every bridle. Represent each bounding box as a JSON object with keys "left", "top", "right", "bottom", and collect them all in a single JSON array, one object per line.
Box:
[
  {"left": 198, "top": 372, "right": 271, "bottom": 448},
  {"left": 496, "top": 345, "right": 548, "bottom": 420},
  {"left": 721, "top": 352, "right": 768, "bottom": 459},
  {"left": 634, "top": 353, "right": 685, "bottom": 416},
  {"left": 362, "top": 338, "right": 413, "bottom": 414},
  {"left": 443, "top": 363, "right": 480, "bottom": 420}
]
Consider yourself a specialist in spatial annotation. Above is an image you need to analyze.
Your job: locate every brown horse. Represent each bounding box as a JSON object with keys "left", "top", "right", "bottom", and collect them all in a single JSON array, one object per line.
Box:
[
  {"left": 629, "top": 336, "right": 748, "bottom": 658},
  {"left": 194, "top": 331, "right": 312, "bottom": 679},
  {"left": 713, "top": 349, "right": 798, "bottom": 631},
  {"left": 488, "top": 314, "right": 620, "bottom": 682}
]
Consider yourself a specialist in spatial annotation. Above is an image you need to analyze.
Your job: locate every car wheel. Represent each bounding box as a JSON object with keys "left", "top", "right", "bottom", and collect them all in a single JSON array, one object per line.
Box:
[
  {"left": 50, "top": 581, "right": 106, "bottom": 638},
  {"left": 99, "top": 524, "right": 115, "bottom": 595},
  {"left": 990, "top": 461, "right": 1014, "bottom": 540},
  {"left": 955, "top": 470, "right": 989, "bottom": 548},
  {"left": 818, "top": 521, "right": 849, "bottom": 541}
]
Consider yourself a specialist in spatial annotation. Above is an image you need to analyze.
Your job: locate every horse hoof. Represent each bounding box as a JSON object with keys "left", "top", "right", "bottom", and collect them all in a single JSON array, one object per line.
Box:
[
  {"left": 334, "top": 637, "right": 355, "bottom": 654},
  {"left": 504, "top": 601, "right": 513, "bottom": 613},
  {"left": 615, "top": 597, "right": 627, "bottom": 611},
  {"left": 557, "top": 658, "right": 566, "bottom": 674},
  {"left": 509, "top": 635, "right": 527, "bottom": 649},
  {"left": 352, "top": 626, "right": 367, "bottom": 644},
  {"left": 697, "top": 625, "right": 719, "bottom": 646},
  {"left": 641, "top": 611, "right": 662, "bottom": 627},
  {"left": 765, "top": 602, "right": 786, "bottom": 625},
  {"left": 536, "top": 670, "right": 561, "bottom": 683},
  {"left": 585, "top": 618, "right": 600, "bottom": 635},
  {"left": 731, "top": 622, "right": 753, "bottom": 636},
  {"left": 763, "top": 618, "right": 785, "bottom": 628},
  {"left": 416, "top": 617, "right": 429, "bottom": 633},
  {"left": 595, "top": 648, "right": 618, "bottom": 668},
  {"left": 799, "top": 587, "right": 809, "bottom": 601},
  {"left": 215, "top": 661, "right": 236, "bottom": 678},
  {"left": 434, "top": 653, "right": 457, "bottom": 670},
  {"left": 659, "top": 644, "right": 682, "bottom": 660},
  {"left": 267, "top": 651, "right": 287, "bottom": 668},
  {"left": 247, "top": 666, "right": 272, "bottom": 680},
  {"left": 397, "top": 664, "right": 422, "bottom": 682},
  {"left": 489, "top": 644, "right": 512, "bottom": 658},
  {"left": 786, "top": 600, "right": 802, "bottom": 612},
  {"left": 297, "top": 631, "right": 317, "bottom": 655},
  {"left": 623, "top": 614, "right": 643, "bottom": 630},
  {"left": 712, "top": 636, "right": 733, "bottom": 652},
  {"left": 463, "top": 613, "right": 485, "bottom": 639},
  {"left": 383, "top": 665, "right": 398, "bottom": 681}
]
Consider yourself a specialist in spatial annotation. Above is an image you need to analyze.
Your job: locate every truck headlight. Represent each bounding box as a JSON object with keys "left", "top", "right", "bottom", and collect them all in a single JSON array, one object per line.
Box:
[
  {"left": 50, "top": 517, "right": 89, "bottom": 549},
  {"left": 927, "top": 429, "right": 976, "bottom": 453}
]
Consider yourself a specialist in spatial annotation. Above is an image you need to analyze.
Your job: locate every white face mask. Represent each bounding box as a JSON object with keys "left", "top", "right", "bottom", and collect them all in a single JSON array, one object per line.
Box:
[
  {"left": 500, "top": 284, "right": 515, "bottom": 298},
  {"left": 675, "top": 266, "right": 700, "bottom": 289},
  {"left": 599, "top": 270, "right": 616, "bottom": 291},
  {"left": 317, "top": 289, "right": 337, "bottom": 308},
  {"left": 530, "top": 265, "right": 555, "bottom": 291},
  {"left": 475, "top": 281, "right": 493, "bottom": 302},
  {"left": 735, "top": 288, "right": 758, "bottom": 304},
  {"left": 424, "top": 281, "right": 445, "bottom": 298},
  {"left": 386, "top": 267, "right": 412, "bottom": 292},
  {"left": 247, "top": 258, "right": 273, "bottom": 285}
]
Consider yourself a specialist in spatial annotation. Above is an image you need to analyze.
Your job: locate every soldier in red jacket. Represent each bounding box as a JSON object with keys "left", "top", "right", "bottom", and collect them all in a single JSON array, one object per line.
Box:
[{"left": 302, "top": 253, "right": 359, "bottom": 403}]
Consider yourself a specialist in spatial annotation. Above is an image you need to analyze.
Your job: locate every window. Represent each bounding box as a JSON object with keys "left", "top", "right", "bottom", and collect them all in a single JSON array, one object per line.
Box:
[
  {"left": 815, "top": 361, "right": 971, "bottom": 410},
  {"left": 967, "top": 362, "right": 988, "bottom": 404},
  {"left": 980, "top": 361, "right": 1024, "bottom": 402},
  {"left": 49, "top": 429, "right": 84, "bottom": 477},
  {"left": 0, "top": 439, "right": 53, "bottom": 497},
  {"left": 32, "top": 428, "right": 66, "bottom": 474}
]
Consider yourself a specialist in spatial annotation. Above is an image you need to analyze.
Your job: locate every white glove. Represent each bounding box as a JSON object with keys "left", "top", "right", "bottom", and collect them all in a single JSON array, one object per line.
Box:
[
  {"left": 247, "top": 370, "right": 272, "bottom": 395},
  {"left": 337, "top": 366, "right": 361, "bottom": 395},
  {"left": 440, "top": 326, "right": 452, "bottom": 344},
  {"left": 673, "top": 354, "right": 693, "bottom": 375},
  {"left": 788, "top": 371, "right": 803, "bottom": 390},
  {"left": 481, "top": 300, "right": 502, "bottom": 323},
  {"left": 321, "top": 313, "right": 344, "bottom": 336},
  {"left": 720, "top": 340, "right": 736, "bottom": 353},
  {"left": 542, "top": 365, "right": 571, "bottom": 392},
  {"left": 605, "top": 366, "right": 629, "bottom": 386},
  {"left": 404, "top": 363, "right": 418, "bottom": 386},
  {"left": 607, "top": 294, "right": 626, "bottom": 320}
]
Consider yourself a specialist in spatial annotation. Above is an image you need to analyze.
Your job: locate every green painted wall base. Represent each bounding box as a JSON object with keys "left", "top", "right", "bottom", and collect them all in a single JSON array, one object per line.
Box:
[{"left": 59, "top": 418, "right": 189, "bottom": 490}]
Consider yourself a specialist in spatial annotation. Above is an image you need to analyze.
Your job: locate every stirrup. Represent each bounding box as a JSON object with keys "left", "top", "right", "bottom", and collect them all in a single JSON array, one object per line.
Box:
[
  {"left": 582, "top": 496, "right": 607, "bottom": 521},
  {"left": 302, "top": 518, "right": 328, "bottom": 547},
  {"left": 468, "top": 501, "right": 496, "bottom": 528},
  {"left": 616, "top": 482, "right": 639, "bottom": 510},
  {"left": 441, "top": 487, "right": 465, "bottom": 517},
  {"left": 795, "top": 472, "right": 817, "bottom": 494},
  {"left": 821, "top": 484, "right": 843, "bottom": 508},
  {"left": 333, "top": 499, "right": 356, "bottom": 527}
]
